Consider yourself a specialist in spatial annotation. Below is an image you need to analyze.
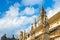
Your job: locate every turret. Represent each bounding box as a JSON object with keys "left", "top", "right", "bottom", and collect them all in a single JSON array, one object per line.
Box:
[
  {"left": 38, "top": 6, "right": 48, "bottom": 26},
  {"left": 1, "top": 34, "right": 7, "bottom": 40},
  {"left": 39, "top": 6, "right": 46, "bottom": 23},
  {"left": 30, "top": 24, "right": 34, "bottom": 36},
  {"left": 33, "top": 18, "right": 36, "bottom": 29},
  {"left": 19, "top": 31, "right": 23, "bottom": 40}
]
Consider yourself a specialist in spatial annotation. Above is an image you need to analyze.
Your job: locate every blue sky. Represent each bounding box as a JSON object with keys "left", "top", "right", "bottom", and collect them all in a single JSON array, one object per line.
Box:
[{"left": 0, "top": 0, "right": 60, "bottom": 39}]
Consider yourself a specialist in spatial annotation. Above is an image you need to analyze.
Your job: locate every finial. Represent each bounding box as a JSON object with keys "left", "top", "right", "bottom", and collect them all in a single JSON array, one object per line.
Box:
[
  {"left": 31, "top": 23, "right": 33, "bottom": 29},
  {"left": 33, "top": 17, "right": 36, "bottom": 28},
  {"left": 41, "top": 1, "right": 45, "bottom": 11},
  {"left": 40, "top": 4, "right": 46, "bottom": 14},
  {"left": 34, "top": 17, "right": 36, "bottom": 24},
  {"left": 12, "top": 34, "right": 15, "bottom": 38},
  {"left": 24, "top": 30, "right": 26, "bottom": 33},
  {"left": 31, "top": 23, "right": 33, "bottom": 26}
]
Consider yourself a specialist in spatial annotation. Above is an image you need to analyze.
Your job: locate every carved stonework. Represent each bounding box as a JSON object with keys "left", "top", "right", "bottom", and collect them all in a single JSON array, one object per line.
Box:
[{"left": 1, "top": 34, "right": 17, "bottom": 40}]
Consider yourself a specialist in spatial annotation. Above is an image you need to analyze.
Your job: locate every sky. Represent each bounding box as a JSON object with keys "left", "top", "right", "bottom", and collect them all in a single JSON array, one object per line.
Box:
[{"left": 0, "top": 0, "right": 60, "bottom": 39}]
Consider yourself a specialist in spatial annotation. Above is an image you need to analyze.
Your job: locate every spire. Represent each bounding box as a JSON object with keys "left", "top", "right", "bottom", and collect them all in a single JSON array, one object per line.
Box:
[
  {"left": 38, "top": 5, "right": 48, "bottom": 25},
  {"left": 30, "top": 23, "right": 33, "bottom": 36},
  {"left": 33, "top": 17, "right": 36, "bottom": 29},
  {"left": 12, "top": 35, "right": 15, "bottom": 39},
  {"left": 40, "top": 6, "right": 46, "bottom": 24},
  {"left": 31, "top": 23, "right": 33, "bottom": 31},
  {"left": 40, "top": 2, "right": 45, "bottom": 14},
  {"left": 40, "top": 6, "right": 46, "bottom": 16},
  {"left": 40, "top": 6, "right": 49, "bottom": 28},
  {"left": 20, "top": 31, "right": 24, "bottom": 40}
]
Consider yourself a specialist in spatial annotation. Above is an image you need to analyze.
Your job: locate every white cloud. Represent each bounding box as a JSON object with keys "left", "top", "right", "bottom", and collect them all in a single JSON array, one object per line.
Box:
[
  {"left": 5, "top": 3, "right": 20, "bottom": 19},
  {"left": 0, "top": 15, "right": 37, "bottom": 38},
  {"left": 0, "top": 2, "right": 38, "bottom": 38},
  {"left": 20, "top": 7, "right": 36, "bottom": 15},
  {"left": 21, "top": 0, "right": 43, "bottom": 6},
  {"left": 46, "top": 0, "right": 60, "bottom": 18},
  {"left": 0, "top": 11, "right": 36, "bottom": 30},
  {"left": 0, "top": 3, "right": 20, "bottom": 29}
]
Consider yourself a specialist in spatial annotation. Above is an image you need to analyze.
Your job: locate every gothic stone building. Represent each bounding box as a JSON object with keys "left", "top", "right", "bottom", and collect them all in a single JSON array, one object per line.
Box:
[
  {"left": 19, "top": 6, "right": 60, "bottom": 40},
  {"left": 1, "top": 34, "right": 18, "bottom": 40}
]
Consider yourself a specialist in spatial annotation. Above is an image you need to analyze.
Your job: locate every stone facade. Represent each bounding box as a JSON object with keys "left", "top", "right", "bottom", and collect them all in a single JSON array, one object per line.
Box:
[
  {"left": 19, "top": 6, "right": 60, "bottom": 40},
  {"left": 1, "top": 34, "right": 18, "bottom": 40}
]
